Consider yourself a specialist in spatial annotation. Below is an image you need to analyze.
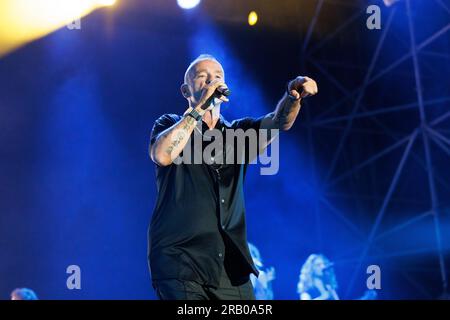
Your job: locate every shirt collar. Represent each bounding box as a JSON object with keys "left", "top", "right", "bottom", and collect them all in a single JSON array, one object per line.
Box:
[{"left": 201, "top": 114, "right": 232, "bottom": 133}]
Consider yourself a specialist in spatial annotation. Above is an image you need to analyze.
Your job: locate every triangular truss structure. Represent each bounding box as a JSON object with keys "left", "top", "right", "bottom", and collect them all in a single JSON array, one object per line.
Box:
[{"left": 300, "top": 0, "right": 449, "bottom": 299}]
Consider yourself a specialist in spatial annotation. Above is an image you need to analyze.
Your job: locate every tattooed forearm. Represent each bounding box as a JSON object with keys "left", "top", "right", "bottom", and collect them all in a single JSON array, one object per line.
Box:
[
  {"left": 165, "top": 131, "right": 186, "bottom": 155},
  {"left": 273, "top": 95, "right": 301, "bottom": 130},
  {"left": 184, "top": 115, "right": 196, "bottom": 127},
  {"left": 163, "top": 116, "right": 197, "bottom": 156},
  {"left": 150, "top": 109, "right": 203, "bottom": 166}
]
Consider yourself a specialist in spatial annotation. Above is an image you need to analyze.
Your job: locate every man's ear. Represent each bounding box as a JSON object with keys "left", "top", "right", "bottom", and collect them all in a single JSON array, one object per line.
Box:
[{"left": 180, "top": 83, "right": 191, "bottom": 98}]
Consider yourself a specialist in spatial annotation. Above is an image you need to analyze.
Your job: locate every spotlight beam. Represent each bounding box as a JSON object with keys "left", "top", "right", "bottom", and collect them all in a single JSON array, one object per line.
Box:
[{"left": 0, "top": 0, "right": 117, "bottom": 57}]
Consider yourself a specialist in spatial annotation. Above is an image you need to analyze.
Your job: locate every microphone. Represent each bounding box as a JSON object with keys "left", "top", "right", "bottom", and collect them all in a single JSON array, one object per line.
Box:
[
  {"left": 202, "top": 85, "right": 231, "bottom": 110},
  {"left": 324, "top": 262, "right": 334, "bottom": 269},
  {"left": 215, "top": 86, "right": 231, "bottom": 97}
]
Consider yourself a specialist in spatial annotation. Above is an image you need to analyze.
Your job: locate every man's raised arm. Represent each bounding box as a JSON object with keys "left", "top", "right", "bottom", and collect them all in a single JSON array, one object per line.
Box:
[
  {"left": 266, "top": 76, "right": 318, "bottom": 131},
  {"left": 259, "top": 76, "right": 318, "bottom": 151}
]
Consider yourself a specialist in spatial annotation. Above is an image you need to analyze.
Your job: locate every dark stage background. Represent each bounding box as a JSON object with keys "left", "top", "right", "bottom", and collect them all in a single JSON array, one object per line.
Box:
[{"left": 1, "top": 0, "right": 449, "bottom": 299}]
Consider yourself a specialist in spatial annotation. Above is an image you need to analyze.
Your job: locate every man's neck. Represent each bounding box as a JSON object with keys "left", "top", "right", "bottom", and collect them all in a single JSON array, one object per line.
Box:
[{"left": 202, "top": 105, "right": 221, "bottom": 130}]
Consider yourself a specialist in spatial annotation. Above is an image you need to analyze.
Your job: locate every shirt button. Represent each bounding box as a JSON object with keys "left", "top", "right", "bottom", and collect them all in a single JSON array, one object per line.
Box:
[
  {"left": 211, "top": 157, "right": 215, "bottom": 162},
  {"left": 221, "top": 199, "right": 225, "bottom": 204},
  {"left": 218, "top": 253, "right": 223, "bottom": 258}
]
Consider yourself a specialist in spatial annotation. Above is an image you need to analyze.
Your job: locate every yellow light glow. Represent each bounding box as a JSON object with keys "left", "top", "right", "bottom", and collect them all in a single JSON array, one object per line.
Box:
[
  {"left": 0, "top": 0, "right": 117, "bottom": 57},
  {"left": 248, "top": 11, "right": 258, "bottom": 26},
  {"left": 96, "top": 0, "right": 117, "bottom": 6}
]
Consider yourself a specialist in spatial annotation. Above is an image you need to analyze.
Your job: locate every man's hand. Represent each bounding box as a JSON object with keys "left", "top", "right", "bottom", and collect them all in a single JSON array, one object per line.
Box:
[
  {"left": 264, "top": 75, "right": 318, "bottom": 132},
  {"left": 195, "top": 79, "right": 229, "bottom": 110},
  {"left": 287, "top": 76, "right": 318, "bottom": 100}
]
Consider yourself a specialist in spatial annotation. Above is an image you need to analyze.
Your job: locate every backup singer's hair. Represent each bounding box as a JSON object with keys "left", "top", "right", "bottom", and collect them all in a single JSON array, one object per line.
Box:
[{"left": 297, "top": 254, "right": 337, "bottom": 294}]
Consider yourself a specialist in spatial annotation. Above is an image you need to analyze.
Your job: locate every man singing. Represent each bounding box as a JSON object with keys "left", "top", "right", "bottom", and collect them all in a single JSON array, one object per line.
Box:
[{"left": 148, "top": 54, "right": 317, "bottom": 300}]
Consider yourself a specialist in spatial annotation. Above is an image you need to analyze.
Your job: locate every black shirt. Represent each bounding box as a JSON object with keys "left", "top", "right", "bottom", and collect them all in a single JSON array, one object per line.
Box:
[{"left": 148, "top": 113, "right": 263, "bottom": 287}]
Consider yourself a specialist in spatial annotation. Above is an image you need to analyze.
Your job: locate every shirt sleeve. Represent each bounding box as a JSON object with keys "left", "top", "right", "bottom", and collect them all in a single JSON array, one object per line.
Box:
[
  {"left": 231, "top": 115, "right": 268, "bottom": 164},
  {"left": 150, "top": 114, "right": 181, "bottom": 145},
  {"left": 232, "top": 115, "right": 265, "bottom": 132}
]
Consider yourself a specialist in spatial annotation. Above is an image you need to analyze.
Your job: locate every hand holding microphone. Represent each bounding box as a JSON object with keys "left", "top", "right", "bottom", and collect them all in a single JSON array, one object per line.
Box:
[
  {"left": 196, "top": 79, "right": 230, "bottom": 110},
  {"left": 215, "top": 85, "right": 231, "bottom": 98}
]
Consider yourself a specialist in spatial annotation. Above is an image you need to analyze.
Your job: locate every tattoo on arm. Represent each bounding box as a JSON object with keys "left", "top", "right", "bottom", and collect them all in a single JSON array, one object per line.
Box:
[
  {"left": 274, "top": 95, "right": 301, "bottom": 128},
  {"left": 184, "top": 115, "right": 196, "bottom": 126},
  {"left": 164, "top": 116, "right": 197, "bottom": 156}
]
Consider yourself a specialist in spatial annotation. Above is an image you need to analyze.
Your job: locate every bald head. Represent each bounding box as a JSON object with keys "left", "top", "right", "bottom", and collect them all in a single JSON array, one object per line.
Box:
[{"left": 184, "top": 54, "right": 224, "bottom": 85}]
